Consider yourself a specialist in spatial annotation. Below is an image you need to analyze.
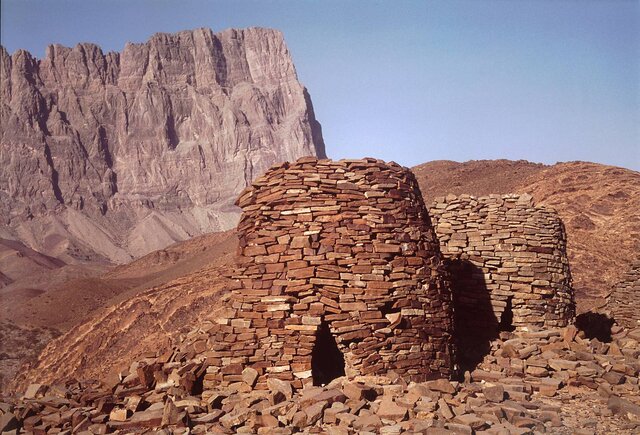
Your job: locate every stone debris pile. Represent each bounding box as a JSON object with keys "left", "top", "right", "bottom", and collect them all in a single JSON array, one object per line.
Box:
[
  {"left": 2, "top": 325, "right": 639, "bottom": 434},
  {"left": 607, "top": 261, "right": 640, "bottom": 329},
  {"left": 203, "top": 157, "right": 454, "bottom": 390}
]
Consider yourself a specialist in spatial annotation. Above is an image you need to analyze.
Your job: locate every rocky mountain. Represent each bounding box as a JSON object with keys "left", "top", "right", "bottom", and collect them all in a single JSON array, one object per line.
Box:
[{"left": 0, "top": 27, "right": 325, "bottom": 264}]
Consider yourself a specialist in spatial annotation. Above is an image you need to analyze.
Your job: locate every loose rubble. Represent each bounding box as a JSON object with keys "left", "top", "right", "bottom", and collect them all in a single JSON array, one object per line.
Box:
[{"left": 1, "top": 325, "right": 639, "bottom": 434}]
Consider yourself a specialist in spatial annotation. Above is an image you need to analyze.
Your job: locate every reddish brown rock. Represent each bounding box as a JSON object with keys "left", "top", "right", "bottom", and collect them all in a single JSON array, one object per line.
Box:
[
  {"left": 377, "top": 398, "right": 408, "bottom": 421},
  {"left": 304, "top": 400, "right": 328, "bottom": 425},
  {"left": 426, "top": 379, "right": 456, "bottom": 394},
  {"left": 483, "top": 384, "right": 505, "bottom": 403},
  {"left": 242, "top": 368, "right": 259, "bottom": 388},
  {"left": 109, "top": 408, "right": 128, "bottom": 422},
  {"left": 23, "top": 384, "right": 47, "bottom": 399}
]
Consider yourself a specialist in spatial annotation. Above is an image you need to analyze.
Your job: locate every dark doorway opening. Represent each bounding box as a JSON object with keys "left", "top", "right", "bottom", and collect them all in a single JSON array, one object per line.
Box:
[
  {"left": 311, "top": 321, "right": 345, "bottom": 386},
  {"left": 446, "top": 258, "right": 499, "bottom": 377},
  {"left": 498, "top": 297, "right": 515, "bottom": 332},
  {"left": 575, "top": 312, "right": 614, "bottom": 343}
]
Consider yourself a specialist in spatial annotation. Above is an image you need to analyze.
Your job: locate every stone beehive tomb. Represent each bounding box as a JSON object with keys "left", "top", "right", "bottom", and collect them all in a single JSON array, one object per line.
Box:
[
  {"left": 429, "top": 194, "right": 575, "bottom": 339},
  {"left": 608, "top": 261, "right": 640, "bottom": 329},
  {"left": 204, "top": 157, "right": 454, "bottom": 390}
]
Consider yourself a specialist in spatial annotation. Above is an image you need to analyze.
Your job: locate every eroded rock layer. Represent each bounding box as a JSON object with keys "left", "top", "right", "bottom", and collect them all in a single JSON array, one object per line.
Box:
[
  {"left": 203, "top": 157, "right": 454, "bottom": 390},
  {"left": 0, "top": 27, "right": 325, "bottom": 263}
]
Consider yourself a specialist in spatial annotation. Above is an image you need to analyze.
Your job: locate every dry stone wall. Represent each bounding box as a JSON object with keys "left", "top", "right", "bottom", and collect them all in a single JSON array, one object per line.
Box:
[
  {"left": 203, "top": 157, "right": 454, "bottom": 391},
  {"left": 608, "top": 261, "right": 640, "bottom": 329},
  {"left": 428, "top": 194, "right": 575, "bottom": 337}
]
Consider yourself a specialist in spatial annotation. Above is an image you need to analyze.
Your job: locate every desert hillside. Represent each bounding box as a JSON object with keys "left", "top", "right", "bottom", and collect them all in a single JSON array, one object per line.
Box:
[
  {"left": 0, "top": 230, "right": 236, "bottom": 387},
  {"left": 2, "top": 3, "right": 638, "bottom": 432},
  {"left": 10, "top": 258, "right": 236, "bottom": 391}
]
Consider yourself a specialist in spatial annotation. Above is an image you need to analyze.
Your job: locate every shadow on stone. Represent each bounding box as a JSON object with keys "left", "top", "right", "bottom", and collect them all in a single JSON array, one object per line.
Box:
[
  {"left": 575, "top": 312, "right": 614, "bottom": 343},
  {"left": 498, "top": 296, "right": 515, "bottom": 332},
  {"left": 312, "top": 321, "right": 345, "bottom": 386},
  {"left": 446, "top": 259, "right": 499, "bottom": 375}
]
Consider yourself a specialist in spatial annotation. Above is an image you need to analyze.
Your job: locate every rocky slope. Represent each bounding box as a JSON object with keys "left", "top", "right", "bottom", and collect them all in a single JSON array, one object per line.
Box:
[
  {"left": 9, "top": 260, "right": 235, "bottom": 391},
  {"left": 517, "top": 162, "right": 640, "bottom": 309},
  {"left": 0, "top": 230, "right": 236, "bottom": 388},
  {"left": 0, "top": 238, "right": 66, "bottom": 283},
  {"left": 414, "top": 160, "right": 640, "bottom": 312},
  {"left": 0, "top": 27, "right": 325, "bottom": 264}
]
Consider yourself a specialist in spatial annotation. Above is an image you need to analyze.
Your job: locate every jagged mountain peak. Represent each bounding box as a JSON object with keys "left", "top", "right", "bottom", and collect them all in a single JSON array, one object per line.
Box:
[{"left": 0, "top": 26, "right": 326, "bottom": 263}]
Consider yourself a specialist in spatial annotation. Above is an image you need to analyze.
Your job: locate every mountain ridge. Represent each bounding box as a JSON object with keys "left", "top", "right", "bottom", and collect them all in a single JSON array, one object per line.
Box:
[{"left": 0, "top": 26, "right": 325, "bottom": 264}]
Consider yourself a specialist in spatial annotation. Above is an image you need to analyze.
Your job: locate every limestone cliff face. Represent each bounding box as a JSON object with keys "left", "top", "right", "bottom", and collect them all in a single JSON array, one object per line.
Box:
[{"left": 0, "top": 27, "right": 326, "bottom": 263}]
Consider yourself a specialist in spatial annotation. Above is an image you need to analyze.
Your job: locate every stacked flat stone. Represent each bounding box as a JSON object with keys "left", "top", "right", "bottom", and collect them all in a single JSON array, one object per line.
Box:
[
  {"left": 608, "top": 262, "right": 640, "bottom": 329},
  {"left": 203, "top": 157, "right": 454, "bottom": 391},
  {"left": 429, "top": 194, "right": 574, "bottom": 334},
  {"left": 8, "top": 325, "right": 640, "bottom": 434}
]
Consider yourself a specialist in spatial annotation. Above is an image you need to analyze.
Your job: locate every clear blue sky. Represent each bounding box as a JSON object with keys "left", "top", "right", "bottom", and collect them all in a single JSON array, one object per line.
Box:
[{"left": 2, "top": 0, "right": 639, "bottom": 170}]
